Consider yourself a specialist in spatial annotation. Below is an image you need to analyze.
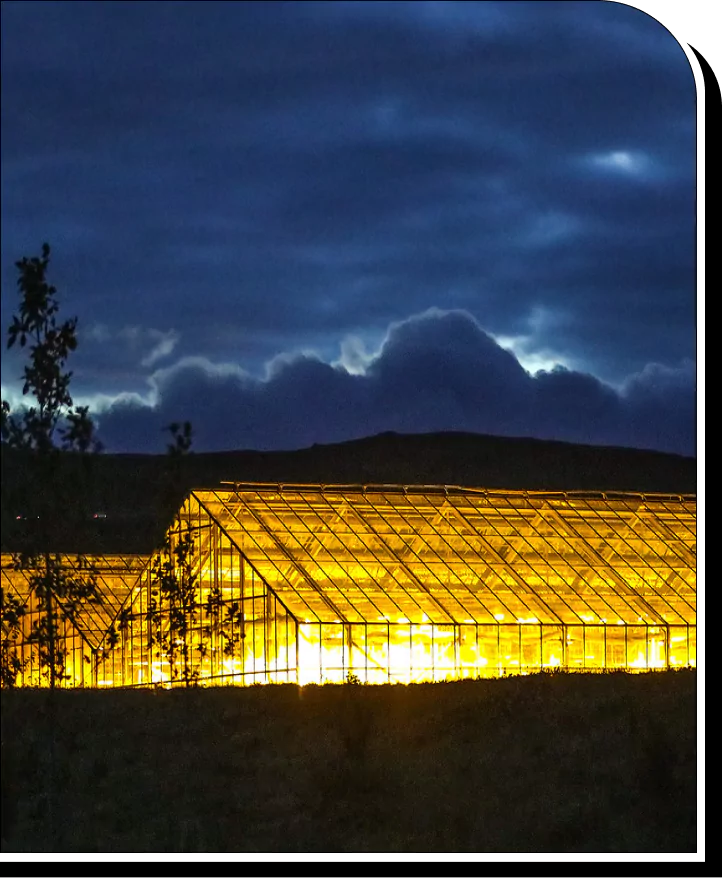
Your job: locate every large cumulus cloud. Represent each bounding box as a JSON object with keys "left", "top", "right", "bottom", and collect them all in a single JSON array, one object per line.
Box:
[
  {"left": 1, "top": 0, "right": 695, "bottom": 394},
  {"left": 94, "top": 310, "right": 696, "bottom": 456}
]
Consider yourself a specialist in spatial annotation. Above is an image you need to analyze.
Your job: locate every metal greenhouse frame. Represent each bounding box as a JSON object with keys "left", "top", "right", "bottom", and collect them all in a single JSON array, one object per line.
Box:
[
  {"left": 1, "top": 553, "right": 150, "bottom": 687},
  {"left": 1, "top": 484, "right": 696, "bottom": 687}
]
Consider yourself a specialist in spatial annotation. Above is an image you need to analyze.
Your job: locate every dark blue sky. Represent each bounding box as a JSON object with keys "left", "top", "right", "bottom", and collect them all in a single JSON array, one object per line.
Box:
[{"left": 1, "top": 1, "right": 698, "bottom": 455}]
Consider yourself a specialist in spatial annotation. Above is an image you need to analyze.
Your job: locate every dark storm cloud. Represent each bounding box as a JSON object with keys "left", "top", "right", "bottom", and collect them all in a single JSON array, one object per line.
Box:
[
  {"left": 95, "top": 310, "right": 695, "bottom": 456},
  {"left": 1, "top": 1, "right": 696, "bottom": 453}
]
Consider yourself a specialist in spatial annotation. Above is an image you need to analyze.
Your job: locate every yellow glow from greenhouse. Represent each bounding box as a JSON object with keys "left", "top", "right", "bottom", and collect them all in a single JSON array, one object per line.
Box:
[
  {"left": 629, "top": 653, "right": 648, "bottom": 668},
  {"left": 0, "top": 486, "right": 696, "bottom": 688},
  {"left": 151, "top": 662, "right": 170, "bottom": 684},
  {"left": 223, "top": 658, "right": 242, "bottom": 677}
]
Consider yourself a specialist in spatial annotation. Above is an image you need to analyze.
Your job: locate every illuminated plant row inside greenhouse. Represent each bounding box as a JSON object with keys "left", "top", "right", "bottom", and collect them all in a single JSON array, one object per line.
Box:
[{"left": 1, "top": 484, "right": 696, "bottom": 687}]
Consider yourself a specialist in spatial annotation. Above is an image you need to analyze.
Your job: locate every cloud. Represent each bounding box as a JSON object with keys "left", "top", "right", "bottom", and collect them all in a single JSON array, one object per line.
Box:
[
  {"left": 618, "top": 359, "right": 697, "bottom": 454},
  {"left": 0, "top": 0, "right": 696, "bottom": 459},
  {"left": 94, "top": 309, "right": 696, "bottom": 456},
  {"left": 1, "top": 0, "right": 695, "bottom": 395},
  {"left": 64, "top": 325, "right": 181, "bottom": 394},
  {"left": 621, "top": 358, "right": 696, "bottom": 398},
  {"left": 333, "top": 335, "right": 376, "bottom": 375},
  {"left": 491, "top": 305, "right": 576, "bottom": 375},
  {"left": 139, "top": 330, "right": 180, "bottom": 368},
  {"left": 587, "top": 150, "right": 649, "bottom": 175}
]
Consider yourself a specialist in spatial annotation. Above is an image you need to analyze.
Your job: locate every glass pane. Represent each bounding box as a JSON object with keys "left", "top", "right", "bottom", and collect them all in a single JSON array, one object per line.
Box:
[
  {"left": 298, "top": 623, "right": 321, "bottom": 685},
  {"left": 389, "top": 624, "right": 412, "bottom": 683},
  {"left": 320, "top": 622, "right": 345, "bottom": 683},
  {"left": 365, "top": 624, "right": 389, "bottom": 683},
  {"left": 478, "top": 626, "right": 499, "bottom": 677},
  {"left": 605, "top": 625, "right": 627, "bottom": 669},
  {"left": 346, "top": 625, "right": 367, "bottom": 681},
  {"left": 584, "top": 626, "right": 605, "bottom": 670},
  {"left": 565, "top": 625, "right": 584, "bottom": 669},
  {"left": 541, "top": 625, "right": 563, "bottom": 669},
  {"left": 499, "top": 626, "right": 520, "bottom": 674},
  {"left": 458, "top": 624, "right": 479, "bottom": 679},
  {"left": 668, "top": 626, "right": 689, "bottom": 668},
  {"left": 627, "top": 626, "right": 649, "bottom": 669},
  {"left": 521, "top": 627, "right": 541, "bottom": 672},
  {"left": 648, "top": 625, "right": 667, "bottom": 669},
  {"left": 432, "top": 624, "right": 457, "bottom": 681}
]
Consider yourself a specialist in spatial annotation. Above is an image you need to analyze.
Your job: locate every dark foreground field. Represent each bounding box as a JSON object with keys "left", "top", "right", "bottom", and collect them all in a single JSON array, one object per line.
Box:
[{"left": 1, "top": 670, "right": 696, "bottom": 854}]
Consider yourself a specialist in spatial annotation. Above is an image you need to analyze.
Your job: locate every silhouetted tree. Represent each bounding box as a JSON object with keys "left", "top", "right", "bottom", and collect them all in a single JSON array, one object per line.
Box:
[
  {"left": 148, "top": 422, "right": 255, "bottom": 686},
  {"left": 147, "top": 421, "right": 205, "bottom": 686},
  {"left": 1, "top": 243, "right": 102, "bottom": 688},
  {"left": 0, "top": 588, "right": 26, "bottom": 688}
]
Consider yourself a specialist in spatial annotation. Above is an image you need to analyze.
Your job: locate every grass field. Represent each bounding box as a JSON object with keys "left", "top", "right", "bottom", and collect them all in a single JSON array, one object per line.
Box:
[{"left": 0, "top": 669, "right": 696, "bottom": 854}]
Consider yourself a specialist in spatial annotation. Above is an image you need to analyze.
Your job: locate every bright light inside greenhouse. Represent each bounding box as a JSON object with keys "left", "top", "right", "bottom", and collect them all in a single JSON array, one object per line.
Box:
[{"left": 1, "top": 484, "right": 696, "bottom": 687}]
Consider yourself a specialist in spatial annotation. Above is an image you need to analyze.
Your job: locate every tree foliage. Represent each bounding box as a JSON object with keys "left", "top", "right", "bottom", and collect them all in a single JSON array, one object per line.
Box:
[
  {"left": 0, "top": 587, "right": 26, "bottom": 688},
  {"left": 3, "top": 244, "right": 99, "bottom": 454},
  {"left": 148, "top": 516, "right": 202, "bottom": 686},
  {"left": 1, "top": 245, "right": 209, "bottom": 691},
  {"left": 147, "top": 422, "right": 249, "bottom": 688},
  {"left": 1, "top": 243, "right": 102, "bottom": 688},
  {"left": 147, "top": 421, "right": 206, "bottom": 686}
]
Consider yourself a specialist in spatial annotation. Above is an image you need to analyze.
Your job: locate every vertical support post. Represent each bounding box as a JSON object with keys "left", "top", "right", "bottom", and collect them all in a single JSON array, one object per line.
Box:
[
  {"left": 364, "top": 624, "right": 369, "bottom": 683},
  {"left": 409, "top": 624, "right": 413, "bottom": 682},
  {"left": 431, "top": 623, "right": 435, "bottom": 682},
  {"left": 295, "top": 617, "right": 300, "bottom": 685},
  {"left": 624, "top": 625, "right": 628, "bottom": 670},
  {"left": 454, "top": 624, "right": 459, "bottom": 680}
]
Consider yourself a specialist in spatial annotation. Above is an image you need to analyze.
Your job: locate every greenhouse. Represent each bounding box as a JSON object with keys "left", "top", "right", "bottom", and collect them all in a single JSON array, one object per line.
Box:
[{"left": 1, "top": 484, "right": 696, "bottom": 687}]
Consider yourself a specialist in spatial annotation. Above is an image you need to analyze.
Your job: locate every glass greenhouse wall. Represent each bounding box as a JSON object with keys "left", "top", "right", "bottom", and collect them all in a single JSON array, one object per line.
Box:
[
  {"left": 1, "top": 484, "right": 696, "bottom": 687},
  {"left": 1, "top": 554, "right": 150, "bottom": 687}
]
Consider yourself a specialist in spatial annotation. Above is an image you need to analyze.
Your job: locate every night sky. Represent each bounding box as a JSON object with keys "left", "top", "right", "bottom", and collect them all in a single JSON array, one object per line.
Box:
[{"left": 1, "top": 1, "right": 698, "bottom": 456}]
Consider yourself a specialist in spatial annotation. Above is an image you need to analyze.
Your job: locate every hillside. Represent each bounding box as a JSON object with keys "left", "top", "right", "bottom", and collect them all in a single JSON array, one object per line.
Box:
[{"left": 1, "top": 430, "right": 696, "bottom": 554}]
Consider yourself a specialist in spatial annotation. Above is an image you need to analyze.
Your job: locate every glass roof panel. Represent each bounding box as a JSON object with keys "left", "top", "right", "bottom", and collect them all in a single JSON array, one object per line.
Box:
[{"left": 168, "top": 487, "right": 698, "bottom": 627}]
